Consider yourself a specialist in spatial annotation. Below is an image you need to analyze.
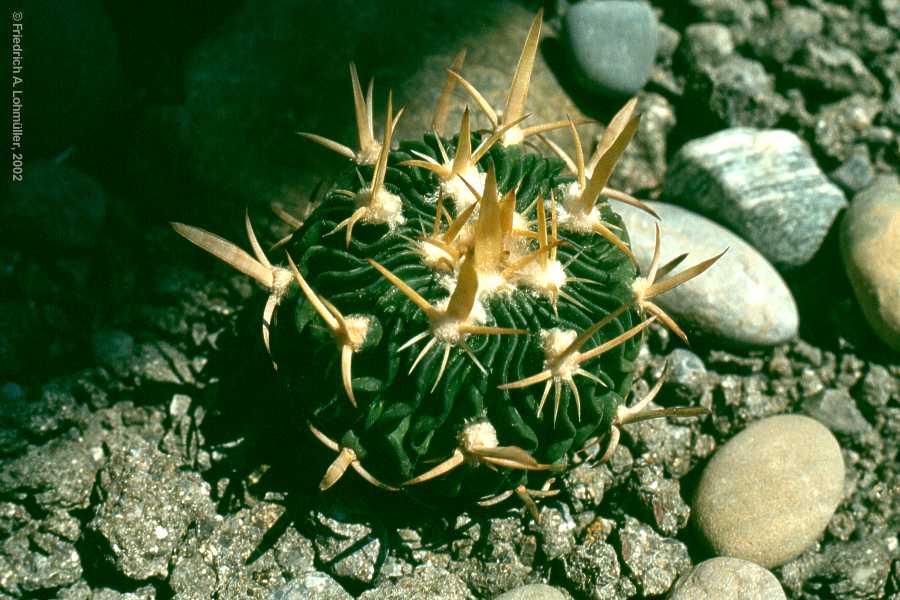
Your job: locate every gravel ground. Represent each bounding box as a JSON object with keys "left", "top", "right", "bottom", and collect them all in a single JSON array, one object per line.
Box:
[{"left": 3, "top": 0, "right": 899, "bottom": 598}]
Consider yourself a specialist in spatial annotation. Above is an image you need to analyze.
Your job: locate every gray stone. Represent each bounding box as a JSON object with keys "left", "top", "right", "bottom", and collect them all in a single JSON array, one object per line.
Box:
[
  {"left": 693, "top": 415, "right": 845, "bottom": 568},
  {"left": 619, "top": 516, "right": 691, "bottom": 596},
  {"left": 617, "top": 201, "right": 798, "bottom": 347},
  {"left": 536, "top": 506, "right": 576, "bottom": 560},
  {"left": 664, "top": 348, "right": 709, "bottom": 403},
  {"left": 814, "top": 95, "right": 883, "bottom": 162},
  {"left": 608, "top": 93, "right": 676, "bottom": 193},
  {"left": 455, "top": 515, "right": 534, "bottom": 598},
  {"left": 665, "top": 128, "right": 847, "bottom": 270},
  {"left": 686, "top": 56, "right": 787, "bottom": 130},
  {"left": 561, "top": 540, "right": 629, "bottom": 599},
  {"left": 89, "top": 432, "right": 214, "bottom": 580},
  {"left": 313, "top": 511, "right": 380, "bottom": 586},
  {"left": 630, "top": 463, "right": 690, "bottom": 536},
  {"left": 272, "top": 571, "right": 352, "bottom": 600},
  {"left": 840, "top": 176, "right": 900, "bottom": 351},
  {"left": 681, "top": 23, "right": 734, "bottom": 68},
  {"left": 813, "top": 538, "right": 895, "bottom": 598},
  {"left": 495, "top": 583, "right": 569, "bottom": 600},
  {"left": 563, "top": 1, "right": 658, "bottom": 97},
  {"left": 859, "top": 365, "right": 896, "bottom": 409},
  {"left": 686, "top": 0, "right": 769, "bottom": 43},
  {"left": 170, "top": 503, "right": 315, "bottom": 598},
  {"left": 358, "top": 565, "right": 473, "bottom": 600},
  {"left": 0, "top": 436, "right": 100, "bottom": 511},
  {"left": 785, "top": 39, "right": 883, "bottom": 97},
  {"left": 4, "top": 161, "right": 107, "bottom": 248},
  {"left": 830, "top": 145, "right": 874, "bottom": 195},
  {"left": 0, "top": 502, "right": 83, "bottom": 596},
  {"left": 749, "top": 6, "right": 823, "bottom": 63},
  {"left": 668, "top": 557, "right": 785, "bottom": 600},
  {"left": 802, "top": 388, "right": 874, "bottom": 437}
]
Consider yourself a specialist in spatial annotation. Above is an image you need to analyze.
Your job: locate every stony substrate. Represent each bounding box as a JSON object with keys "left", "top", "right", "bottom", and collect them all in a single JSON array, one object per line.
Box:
[{"left": 3, "top": 0, "right": 900, "bottom": 598}]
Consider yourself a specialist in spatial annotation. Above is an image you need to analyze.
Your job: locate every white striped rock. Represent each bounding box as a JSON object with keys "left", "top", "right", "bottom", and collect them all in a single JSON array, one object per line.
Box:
[{"left": 664, "top": 128, "right": 847, "bottom": 270}]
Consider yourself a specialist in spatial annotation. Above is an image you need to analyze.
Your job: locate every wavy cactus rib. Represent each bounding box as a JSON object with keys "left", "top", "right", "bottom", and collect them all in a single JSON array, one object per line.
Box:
[{"left": 173, "top": 10, "right": 722, "bottom": 511}]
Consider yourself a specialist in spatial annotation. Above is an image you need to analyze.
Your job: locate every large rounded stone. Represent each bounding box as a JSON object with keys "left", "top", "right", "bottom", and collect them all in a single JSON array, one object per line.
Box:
[
  {"left": 668, "top": 557, "right": 785, "bottom": 600},
  {"left": 692, "top": 415, "right": 845, "bottom": 568},
  {"left": 563, "top": 0, "right": 658, "bottom": 97},
  {"left": 617, "top": 201, "right": 798, "bottom": 347},
  {"left": 840, "top": 176, "right": 900, "bottom": 351}
]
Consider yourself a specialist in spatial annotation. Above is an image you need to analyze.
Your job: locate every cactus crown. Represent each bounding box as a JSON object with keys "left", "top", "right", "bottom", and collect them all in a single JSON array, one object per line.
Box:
[{"left": 173, "top": 10, "right": 719, "bottom": 515}]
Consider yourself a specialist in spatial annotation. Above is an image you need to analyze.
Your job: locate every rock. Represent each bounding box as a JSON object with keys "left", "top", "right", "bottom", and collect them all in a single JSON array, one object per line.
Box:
[
  {"left": 813, "top": 538, "right": 895, "bottom": 598},
  {"left": 684, "top": 55, "right": 787, "bottom": 130},
  {"left": 665, "top": 128, "right": 847, "bottom": 269},
  {"left": 664, "top": 349, "right": 709, "bottom": 403},
  {"left": 830, "top": 145, "right": 875, "bottom": 194},
  {"left": 0, "top": 436, "right": 100, "bottom": 511},
  {"left": 859, "top": 365, "right": 896, "bottom": 410},
  {"left": 668, "top": 557, "right": 786, "bottom": 600},
  {"left": 784, "top": 39, "right": 883, "bottom": 97},
  {"left": 271, "top": 571, "right": 353, "bottom": 600},
  {"left": 840, "top": 176, "right": 900, "bottom": 351},
  {"left": 89, "top": 432, "right": 214, "bottom": 581},
  {"left": 692, "top": 415, "right": 845, "bottom": 568},
  {"left": 617, "top": 201, "right": 798, "bottom": 347},
  {"left": 4, "top": 161, "right": 107, "bottom": 249},
  {"left": 455, "top": 515, "right": 534, "bottom": 598},
  {"left": 686, "top": 0, "right": 769, "bottom": 44},
  {"left": 561, "top": 539, "right": 634, "bottom": 599},
  {"left": 680, "top": 23, "right": 734, "bottom": 69},
  {"left": 814, "top": 95, "right": 882, "bottom": 162},
  {"left": 91, "top": 329, "right": 135, "bottom": 373},
  {"left": 495, "top": 583, "right": 569, "bottom": 600},
  {"left": 749, "top": 6, "right": 823, "bottom": 64},
  {"left": 619, "top": 516, "right": 691, "bottom": 596},
  {"left": 313, "top": 511, "right": 381, "bottom": 586},
  {"left": 802, "top": 388, "right": 874, "bottom": 437},
  {"left": 170, "top": 503, "right": 316, "bottom": 598},
  {"left": 563, "top": 1, "right": 658, "bottom": 97},
  {"left": 0, "top": 502, "right": 83, "bottom": 596},
  {"left": 536, "top": 506, "right": 577, "bottom": 561},
  {"left": 629, "top": 463, "right": 690, "bottom": 536},
  {"left": 358, "top": 565, "right": 473, "bottom": 600}
]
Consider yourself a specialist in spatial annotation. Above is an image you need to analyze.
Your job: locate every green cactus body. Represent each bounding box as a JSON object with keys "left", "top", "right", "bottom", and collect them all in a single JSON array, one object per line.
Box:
[
  {"left": 275, "top": 131, "right": 641, "bottom": 500},
  {"left": 173, "top": 9, "right": 717, "bottom": 510}
]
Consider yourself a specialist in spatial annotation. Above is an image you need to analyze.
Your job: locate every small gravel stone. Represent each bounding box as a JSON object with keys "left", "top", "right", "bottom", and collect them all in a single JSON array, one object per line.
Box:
[
  {"left": 563, "top": 1, "right": 658, "bottom": 97},
  {"left": 170, "top": 503, "right": 316, "bottom": 598},
  {"left": 664, "top": 349, "right": 709, "bottom": 403},
  {"left": 561, "top": 539, "right": 630, "bottom": 599},
  {"left": 618, "top": 201, "right": 798, "bottom": 347},
  {"left": 630, "top": 463, "right": 691, "bottom": 536},
  {"left": 89, "top": 432, "right": 214, "bottom": 580},
  {"left": 619, "top": 516, "right": 691, "bottom": 596},
  {"left": 693, "top": 415, "right": 845, "bottom": 568},
  {"left": 665, "top": 128, "right": 847, "bottom": 270},
  {"left": 802, "top": 388, "right": 874, "bottom": 437},
  {"left": 608, "top": 93, "right": 676, "bottom": 193},
  {"left": 859, "top": 365, "right": 896, "bottom": 410},
  {"left": 830, "top": 145, "right": 875, "bottom": 194},
  {"left": 685, "top": 57, "right": 788, "bottom": 128},
  {"left": 840, "top": 176, "right": 900, "bottom": 351},
  {"left": 536, "top": 506, "right": 577, "bottom": 560},
  {"left": 313, "top": 511, "right": 380, "bottom": 586},
  {"left": 495, "top": 583, "right": 569, "bottom": 600},
  {"left": 271, "top": 571, "right": 352, "bottom": 600},
  {"left": 814, "top": 95, "right": 883, "bottom": 162},
  {"left": 358, "top": 565, "right": 473, "bottom": 600},
  {"left": 785, "top": 39, "right": 883, "bottom": 97},
  {"left": 668, "top": 557, "right": 786, "bottom": 600},
  {"left": 749, "top": 6, "right": 823, "bottom": 63},
  {"left": 681, "top": 23, "right": 734, "bottom": 68}
]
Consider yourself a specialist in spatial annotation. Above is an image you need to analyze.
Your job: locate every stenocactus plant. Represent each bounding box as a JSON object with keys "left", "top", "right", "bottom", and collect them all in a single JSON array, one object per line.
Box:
[{"left": 173, "top": 10, "right": 721, "bottom": 515}]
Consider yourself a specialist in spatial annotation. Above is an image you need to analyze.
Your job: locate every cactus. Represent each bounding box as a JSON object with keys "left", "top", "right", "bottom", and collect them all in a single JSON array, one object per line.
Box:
[{"left": 173, "top": 10, "right": 720, "bottom": 515}]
